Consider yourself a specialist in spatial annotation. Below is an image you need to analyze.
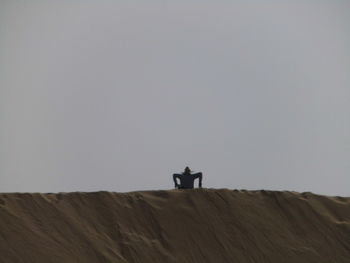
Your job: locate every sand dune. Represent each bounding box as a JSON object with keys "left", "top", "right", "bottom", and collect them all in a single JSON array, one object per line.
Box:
[{"left": 0, "top": 189, "right": 350, "bottom": 263}]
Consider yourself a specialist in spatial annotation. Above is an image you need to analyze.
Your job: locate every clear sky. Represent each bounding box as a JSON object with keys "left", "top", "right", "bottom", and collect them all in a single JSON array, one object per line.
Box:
[{"left": 1, "top": 1, "right": 349, "bottom": 196}]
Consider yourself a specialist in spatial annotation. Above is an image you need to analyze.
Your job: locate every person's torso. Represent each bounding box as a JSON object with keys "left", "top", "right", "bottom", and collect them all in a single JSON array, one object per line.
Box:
[{"left": 179, "top": 174, "right": 196, "bottom": 188}]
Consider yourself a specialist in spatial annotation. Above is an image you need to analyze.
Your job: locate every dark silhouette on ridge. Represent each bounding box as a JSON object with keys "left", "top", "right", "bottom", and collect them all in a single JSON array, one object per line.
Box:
[{"left": 173, "top": 167, "right": 202, "bottom": 189}]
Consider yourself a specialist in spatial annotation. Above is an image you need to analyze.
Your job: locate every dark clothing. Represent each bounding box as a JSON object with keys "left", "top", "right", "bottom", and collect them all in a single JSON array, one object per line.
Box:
[{"left": 173, "top": 172, "right": 202, "bottom": 189}]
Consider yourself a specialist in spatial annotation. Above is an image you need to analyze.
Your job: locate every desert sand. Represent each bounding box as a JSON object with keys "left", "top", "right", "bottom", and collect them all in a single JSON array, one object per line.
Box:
[{"left": 0, "top": 189, "right": 350, "bottom": 263}]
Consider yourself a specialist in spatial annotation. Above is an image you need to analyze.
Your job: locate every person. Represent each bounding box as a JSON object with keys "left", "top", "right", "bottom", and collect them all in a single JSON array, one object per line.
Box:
[{"left": 173, "top": 167, "right": 202, "bottom": 189}]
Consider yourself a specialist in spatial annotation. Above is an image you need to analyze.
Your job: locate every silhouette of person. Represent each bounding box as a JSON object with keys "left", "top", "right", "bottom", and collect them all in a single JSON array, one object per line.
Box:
[{"left": 173, "top": 167, "right": 202, "bottom": 189}]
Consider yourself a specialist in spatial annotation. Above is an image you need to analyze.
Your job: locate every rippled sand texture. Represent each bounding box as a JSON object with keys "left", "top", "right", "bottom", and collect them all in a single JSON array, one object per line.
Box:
[{"left": 1, "top": 189, "right": 350, "bottom": 263}]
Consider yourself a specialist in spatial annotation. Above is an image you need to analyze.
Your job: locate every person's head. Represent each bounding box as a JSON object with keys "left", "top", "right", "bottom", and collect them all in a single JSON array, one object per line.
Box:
[{"left": 184, "top": 166, "right": 191, "bottom": 175}]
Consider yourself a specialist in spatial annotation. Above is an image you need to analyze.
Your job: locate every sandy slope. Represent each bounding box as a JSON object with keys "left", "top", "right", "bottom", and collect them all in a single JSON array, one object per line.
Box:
[{"left": 0, "top": 189, "right": 350, "bottom": 263}]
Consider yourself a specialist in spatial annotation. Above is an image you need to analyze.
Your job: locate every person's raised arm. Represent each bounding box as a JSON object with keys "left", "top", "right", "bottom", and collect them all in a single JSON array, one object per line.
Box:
[
  {"left": 193, "top": 172, "right": 203, "bottom": 188},
  {"left": 173, "top": 174, "right": 180, "bottom": 189}
]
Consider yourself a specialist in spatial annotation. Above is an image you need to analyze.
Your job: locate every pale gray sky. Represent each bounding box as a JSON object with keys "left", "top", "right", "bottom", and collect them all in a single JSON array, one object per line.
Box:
[{"left": 1, "top": 1, "right": 349, "bottom": 195}]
